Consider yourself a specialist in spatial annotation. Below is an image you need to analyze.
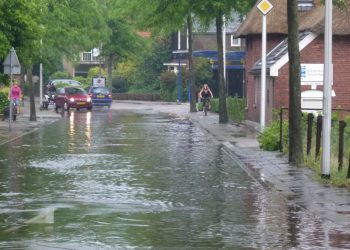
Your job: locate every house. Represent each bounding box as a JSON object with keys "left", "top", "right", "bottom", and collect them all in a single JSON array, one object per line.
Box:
[
  {"left": 63, "top": 48, "right": 104, "bottom": 77},
  {"left": 235, "top": 0, "right": 350, "bottom": 124}
]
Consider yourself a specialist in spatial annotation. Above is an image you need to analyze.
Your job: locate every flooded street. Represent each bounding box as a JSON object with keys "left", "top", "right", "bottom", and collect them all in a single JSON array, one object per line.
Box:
[{"left": 0, "top": 109, "right": 349, "bottom": 249}]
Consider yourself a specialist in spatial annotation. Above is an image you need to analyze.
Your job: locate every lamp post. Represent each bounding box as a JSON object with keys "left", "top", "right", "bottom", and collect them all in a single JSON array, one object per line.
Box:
[
  {"left": 172, "top": 50, "right": 188, "bottom": 104},
  {"left": 321, "top": 0, "right": 333, "bottom": 179}
]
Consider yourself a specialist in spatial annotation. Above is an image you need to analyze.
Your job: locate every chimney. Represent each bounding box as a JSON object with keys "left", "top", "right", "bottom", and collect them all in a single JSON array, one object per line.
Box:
[{"left": 298, "top": 0, "right": 314, "bottom": 11}]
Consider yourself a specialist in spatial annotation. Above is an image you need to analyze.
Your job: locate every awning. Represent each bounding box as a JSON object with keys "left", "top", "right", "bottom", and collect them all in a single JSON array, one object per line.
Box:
[{"left": 192, "top": 50, "right": 245, "bottom": 62}]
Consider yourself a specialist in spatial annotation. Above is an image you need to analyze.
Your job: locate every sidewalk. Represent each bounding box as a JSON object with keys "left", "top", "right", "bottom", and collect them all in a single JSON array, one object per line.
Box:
[
  {"left": 0, "top": 97, "right": 60, "bottom": 145},
  {"left": 183, "top": 105, "right": 350, "bottom": 229}
]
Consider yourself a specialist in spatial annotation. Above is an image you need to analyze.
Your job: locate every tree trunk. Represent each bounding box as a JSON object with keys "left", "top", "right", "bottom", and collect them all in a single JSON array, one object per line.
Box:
[
  {"left": 187, "top": 14, "right": 196, "bottom": 112},
  {"left": 107, "top": 54, "right": 114, "bottom": 91},
  {"left": 287, "top": 0, "right": 303, "bottom": 164},
  {"left": 216, "top": 14, "right": 228, "bottom": 124},
  {"left": 27, "top": 65, "right": 36, "bottom": 122}
]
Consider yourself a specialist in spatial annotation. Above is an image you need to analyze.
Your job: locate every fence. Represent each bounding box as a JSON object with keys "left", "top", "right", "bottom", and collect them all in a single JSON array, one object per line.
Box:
[
  {"left": 112, "top": 93, "right": 160, "bottom": 101},
  {"left": 279, "top": 107, "right": 350, "bottom": 178}
]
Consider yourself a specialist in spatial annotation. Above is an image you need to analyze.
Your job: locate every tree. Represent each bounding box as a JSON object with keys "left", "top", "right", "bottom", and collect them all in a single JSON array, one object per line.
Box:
[
  {"left": 97, "top": 0, "right": 148, "bottom": 90},
  {"left": 118, "top": 0, "right": 199, "bottom": 111},
  {"left": 287, "top": 0, "right": 303, "bottom": 164},
  {"left": 194, "top": 0, "right": 254, "bottom": 123},
  {"left": 20, "top": 0, "right": 108, "bottom": 121}
]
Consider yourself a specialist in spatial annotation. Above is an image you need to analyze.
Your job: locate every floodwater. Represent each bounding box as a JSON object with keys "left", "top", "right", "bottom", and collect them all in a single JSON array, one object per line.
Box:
[{"left": 0, "top": 109, "right": 348, "bottom": 249}]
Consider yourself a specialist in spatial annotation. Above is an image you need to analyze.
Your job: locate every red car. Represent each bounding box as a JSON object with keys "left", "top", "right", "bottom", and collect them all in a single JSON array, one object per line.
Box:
[{"left": 55, "top": 87, "right": 92, "bottom": 112}]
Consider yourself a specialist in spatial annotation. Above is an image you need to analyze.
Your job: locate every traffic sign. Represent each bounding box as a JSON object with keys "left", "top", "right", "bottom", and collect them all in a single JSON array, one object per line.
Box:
[
  {"left": 257, "top": 0, "right": 274, "bottom": 15},
  {"left": 3, "top": 47, "right": 21, "bottom": 75}
]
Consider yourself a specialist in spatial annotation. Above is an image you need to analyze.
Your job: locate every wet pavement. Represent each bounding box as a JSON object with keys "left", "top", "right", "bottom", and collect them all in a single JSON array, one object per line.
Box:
[{"left": 0, "top": 98, "right": 349, "bottom": 249}]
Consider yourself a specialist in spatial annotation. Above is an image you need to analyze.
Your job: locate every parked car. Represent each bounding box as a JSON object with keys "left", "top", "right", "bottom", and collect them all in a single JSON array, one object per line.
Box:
[
  {"left": 55, "top": 87, "right": 92, "bottom": 112},
  {"left": 87, "top": 86, "right": 112, "bottom": 108}
]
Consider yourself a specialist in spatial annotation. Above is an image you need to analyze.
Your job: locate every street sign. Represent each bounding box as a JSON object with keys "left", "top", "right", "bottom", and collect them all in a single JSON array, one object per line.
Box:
[
  {"left": 257, "top": 0, "right": 274, "bottom": 15},
  {"left": 92, "top": 77, "right": 106, "bottom": 87},
  {"left": 3, "top": 47, "right": 21, "bottom": 75}
]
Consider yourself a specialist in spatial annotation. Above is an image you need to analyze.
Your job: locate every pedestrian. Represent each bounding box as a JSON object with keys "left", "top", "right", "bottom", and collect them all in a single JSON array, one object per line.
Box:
[{"left": 8, "top": 80, "right": 22, "bottom": 114}]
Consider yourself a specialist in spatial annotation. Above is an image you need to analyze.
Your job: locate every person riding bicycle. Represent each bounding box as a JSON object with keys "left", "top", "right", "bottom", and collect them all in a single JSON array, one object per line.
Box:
[
  {"left": 199, "top": 84, "right": 213, "bottom": 111},
  {"left": 8, "top": 80, "right": 22, "bottom": 114}
]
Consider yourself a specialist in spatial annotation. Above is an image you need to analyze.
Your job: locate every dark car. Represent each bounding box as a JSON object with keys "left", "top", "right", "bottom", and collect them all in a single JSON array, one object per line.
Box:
[
  {"left": 55, "top": 87, "right": 92, "bottom": 112},
  {"left": 87, "top": 86, "right": 112, "bottom": 108}
]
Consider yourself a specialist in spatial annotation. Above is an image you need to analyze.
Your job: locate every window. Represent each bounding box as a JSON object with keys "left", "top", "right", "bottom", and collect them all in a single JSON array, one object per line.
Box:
[{"left": 231, "top": 36, "right": 241, "bottom": 47}]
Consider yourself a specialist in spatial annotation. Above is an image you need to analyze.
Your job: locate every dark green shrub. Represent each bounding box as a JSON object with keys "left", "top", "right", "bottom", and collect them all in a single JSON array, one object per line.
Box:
[
  {"left": 0, "top": 91, "right": 9, "bottom": 113},
  {"left": 206, "top": 97, "right": 246, "bottom": 123},
  {"left": 50, "top": 71, "right": 71, "bottom": 79},
  {"left": 160, "top": 71, "right": 177, "bottom": 101},
  {"left": 227, "top": 96, "right": 246, "bottom": 122},
  {"left": 258, "top": 120, "right": 289, "bottom": 151},
  {"left": 211, "top": 98, "right": 219, "bottom": 112},
  {"left": 73, "top": 76, "right": 89, "bottom": 87}
]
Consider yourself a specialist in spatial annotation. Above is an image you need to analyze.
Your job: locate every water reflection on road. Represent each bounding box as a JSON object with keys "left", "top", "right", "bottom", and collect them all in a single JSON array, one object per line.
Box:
[{"left": 0, "top": 109, "right": 348, "bottom": 249}]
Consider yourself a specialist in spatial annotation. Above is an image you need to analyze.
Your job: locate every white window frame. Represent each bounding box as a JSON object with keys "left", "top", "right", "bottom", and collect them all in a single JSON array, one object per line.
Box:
[{"left": 231, "top": 35, "right": 241, "bottom": 47}]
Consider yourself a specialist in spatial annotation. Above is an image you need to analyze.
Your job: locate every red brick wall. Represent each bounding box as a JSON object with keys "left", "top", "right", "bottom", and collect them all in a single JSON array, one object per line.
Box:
[
  {"left": 245, "top": 34, "right": 287, "bottom": 122},
  {"left": 274, "top": 35, "right": 350, "bottom": 113}
]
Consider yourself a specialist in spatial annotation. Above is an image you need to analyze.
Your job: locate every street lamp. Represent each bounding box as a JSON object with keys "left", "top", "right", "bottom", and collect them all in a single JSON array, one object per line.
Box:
[
  {"left": 172, "top": 50, "right": 188, "bottom": 104},
  {"left": 321, "top": 0, "right": 333, "bottom": 179}
]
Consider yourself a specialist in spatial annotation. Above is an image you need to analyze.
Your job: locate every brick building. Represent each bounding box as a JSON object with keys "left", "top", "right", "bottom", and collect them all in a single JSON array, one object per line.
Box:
[{"left": 235, "top": 0, "right": 350, "bottom": 124}]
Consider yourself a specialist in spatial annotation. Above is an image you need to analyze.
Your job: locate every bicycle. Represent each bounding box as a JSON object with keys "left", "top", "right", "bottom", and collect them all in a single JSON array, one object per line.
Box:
[{"left": 202, "top": 97, "right": 211, "bottom": 116}]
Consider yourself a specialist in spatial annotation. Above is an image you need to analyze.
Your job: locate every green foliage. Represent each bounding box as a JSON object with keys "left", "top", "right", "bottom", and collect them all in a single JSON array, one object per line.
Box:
[
  {"left": 114, "top": 37, "right": 172, "bottom": 93},
  {"left": 160, "top": 71, "right": 177, "bottom": 101},
  {"left": 205, "top": 97, "right": 246, "bottom": 122},
  {"left": 0, "top": 92, "right": 10, "bottom": 113},
  {"left": 258, "top": 120, "right": 289, "bottom": 151},
  {"left": 211, "top": 98, "right": 219, "bottom": 112},
  {"left": 54, "top": 82, "right": 73, "bottom": 89},
  {"left": 227, "top": 96, "right": 246, "bottom": 122},
  {"left": 194, "top": 58, "right": 215, "bottom": 90},
  {"left": 73, "top": 76, "right": 89, "bottom": 87},
  {"left": 50, "top": 71, "right": 71, "bottom": 80}
]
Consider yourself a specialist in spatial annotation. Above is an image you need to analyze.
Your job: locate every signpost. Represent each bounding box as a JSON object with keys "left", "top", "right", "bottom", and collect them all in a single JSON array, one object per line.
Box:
[
  {"left": 257, "top": 0, "right": 273, "bottom": 131},
  {"left": 3, "top": 47, "right": 21, "bottom": 130}
]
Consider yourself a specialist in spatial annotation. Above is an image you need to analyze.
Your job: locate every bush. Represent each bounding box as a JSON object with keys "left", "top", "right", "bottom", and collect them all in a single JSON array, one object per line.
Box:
[
  {"left": 73, "top": 76, "right": 89, "bottom": 87},
  {"left": 50, "top": 71, "right": 71, "bottom": 79},
  {"left": 160, "top": 71, "right": 177, "bottom": 101},
  {"left": 258, "top": 120, "right": 288, "bottom": 151},
  {"left": 227, "top": 96, "right": 246, "bottom": 122},
  {"left": 207, "top": 97, "right": 246, "bottom": 123},
  {"left": 0, "top": 91, "right": 9, "bottom": 113}
]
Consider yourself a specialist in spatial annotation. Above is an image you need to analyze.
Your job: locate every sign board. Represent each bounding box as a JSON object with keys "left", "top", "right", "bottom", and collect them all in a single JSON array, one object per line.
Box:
[
  {"left": 301, "top": 64, "right": 323, "bottom": 83},
  {"left": 172, "top": 50, "right": 188, "bottom": 60},
  {"left": 3, "top": 47, "right": 21, "bottom": 75},
  {"left": 92, "top": 77, "right": 106, "bottom": 87},
  {"left": 300, "top": 64, "right": 333, "bottom": 86},
  {"left": 257, "top": 0, "right": 273, "bottom": 15}
]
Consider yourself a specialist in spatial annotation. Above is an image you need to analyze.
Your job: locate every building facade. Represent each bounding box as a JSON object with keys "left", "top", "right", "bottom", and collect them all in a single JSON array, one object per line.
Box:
[{"left": 236, "top": 0, "right": 350, "bottom": 124}]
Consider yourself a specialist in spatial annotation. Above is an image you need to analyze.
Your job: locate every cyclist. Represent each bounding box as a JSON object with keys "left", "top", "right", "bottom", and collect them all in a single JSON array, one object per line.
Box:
[
  {"left": 8, "top": 80, "right": 22, "bottom": 114},
  {"left": 199, "top": 83, "right": 213, "bottom": 114}
]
